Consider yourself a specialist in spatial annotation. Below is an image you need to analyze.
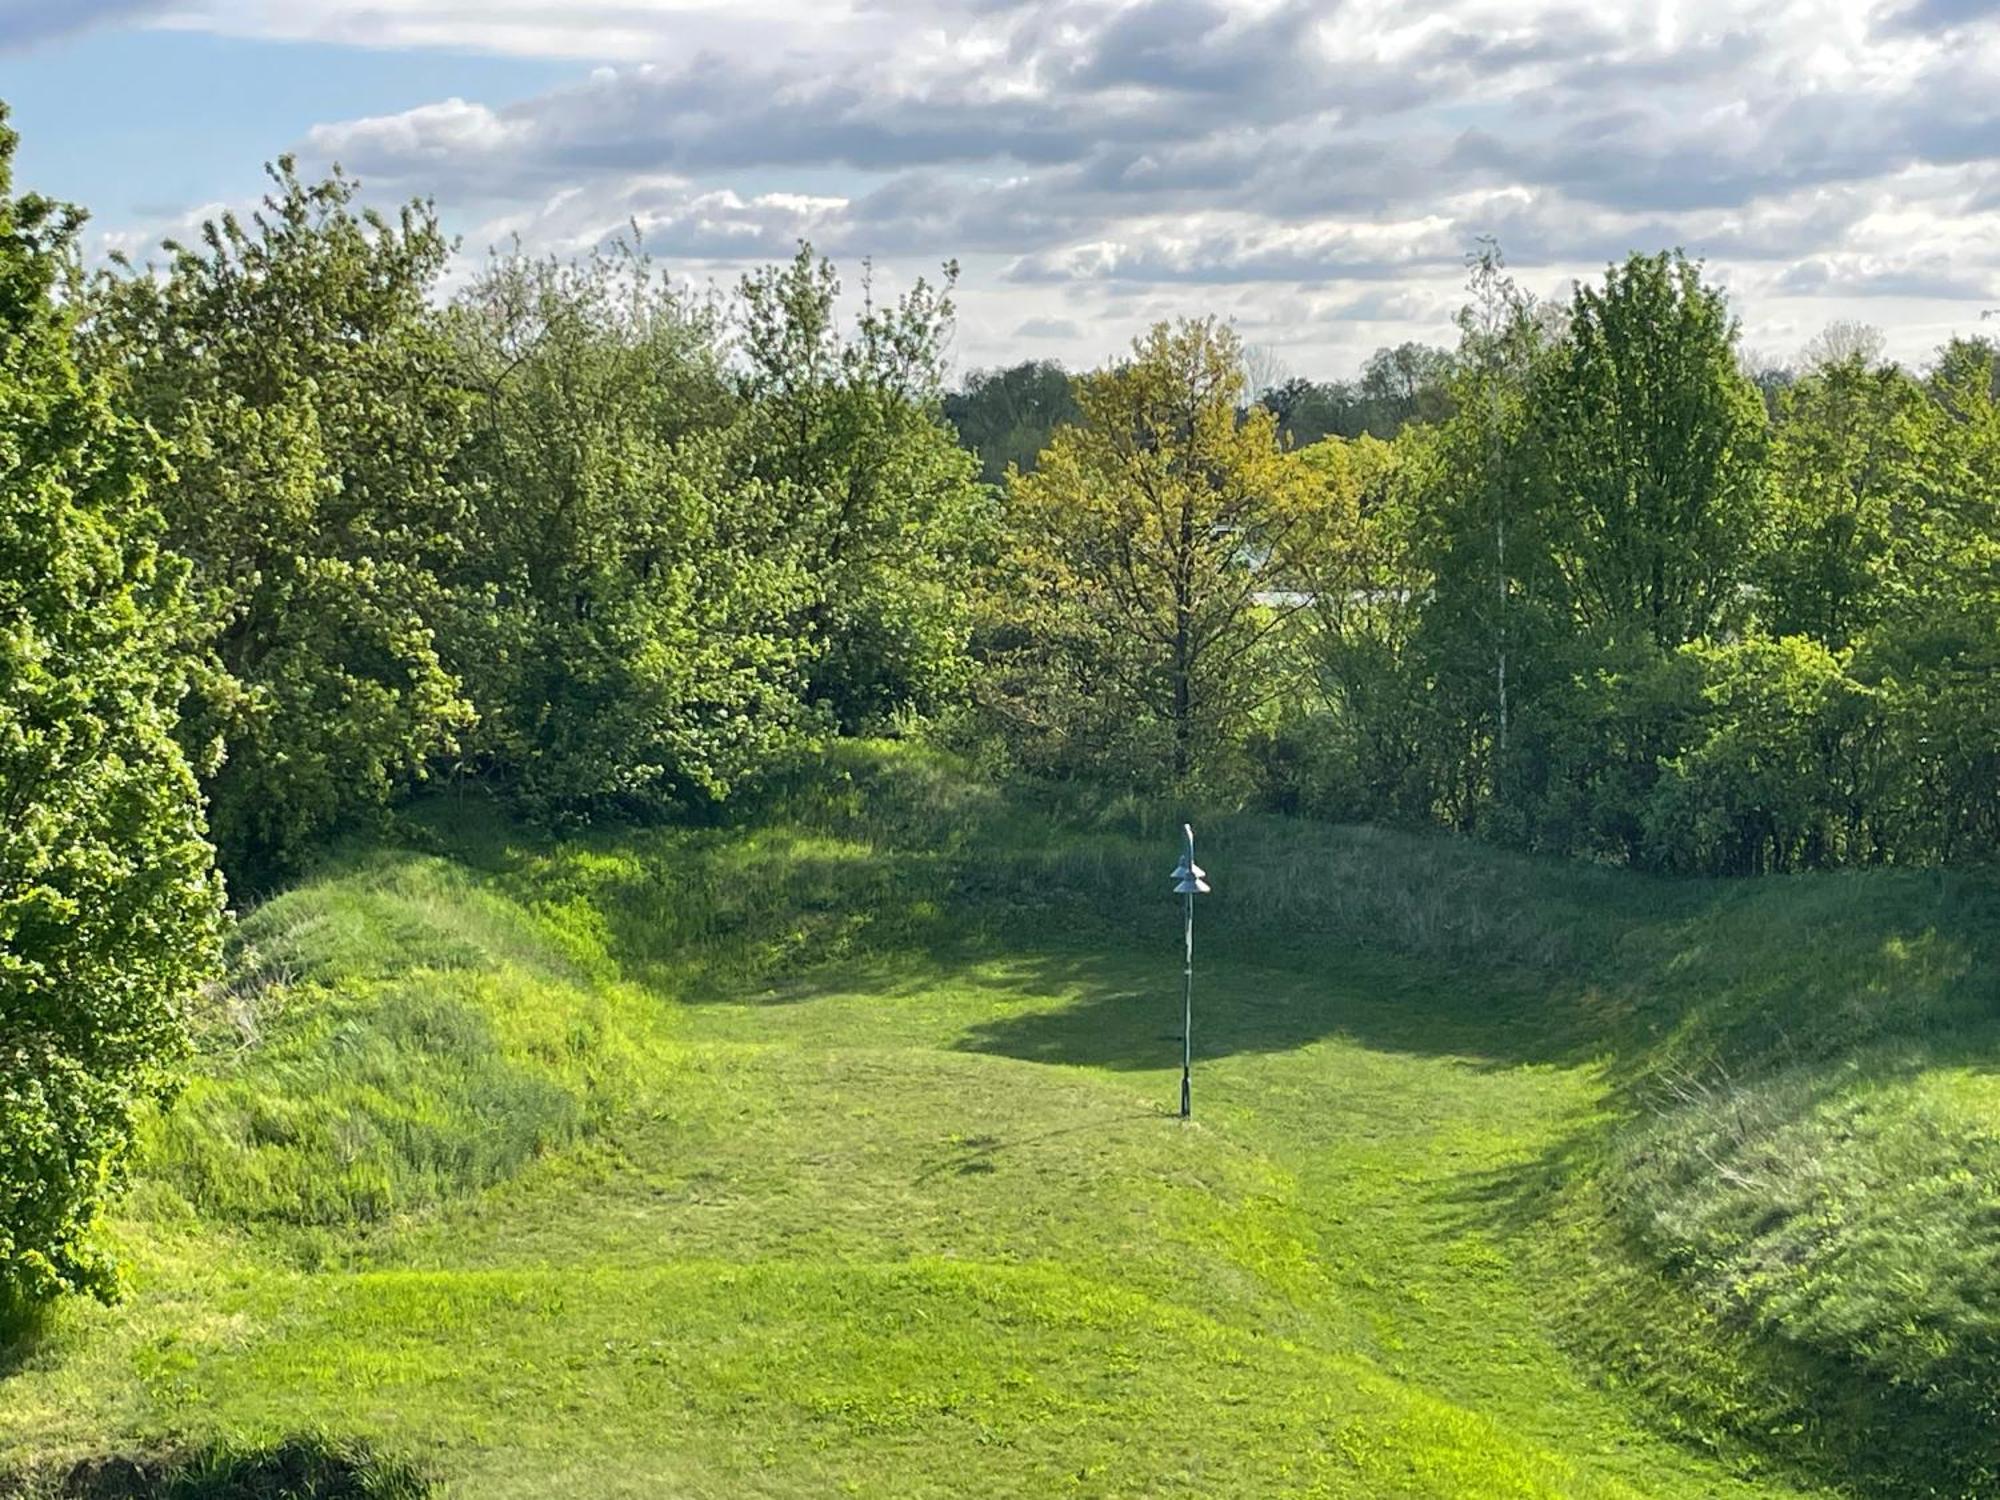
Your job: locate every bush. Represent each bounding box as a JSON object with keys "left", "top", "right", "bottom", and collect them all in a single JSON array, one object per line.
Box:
[
  {"left": 0, "top": 110, "right": 222, "bottom": 1304},
  {"left": 84, "top": 162, "right": 474, "bottom": 885}
]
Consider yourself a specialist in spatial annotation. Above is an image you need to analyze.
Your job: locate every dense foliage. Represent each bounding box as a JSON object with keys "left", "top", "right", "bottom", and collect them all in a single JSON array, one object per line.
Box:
[
  {"left": 943, "top": 358, "right": 1079, "bottom": 484},
  {"left": 447, "top": 245, "right": 808, "bottom": 821},
  {"left": 76, "top": 144, "right": 1998, "bottom": 882},
  {"left": 0, "top": 111, "right": 222, "bottom": 1305},
  {"left": 1223, "top": 252, "right": 2000, "bottom": 875},
  {"left": 1259, "top": 340, "right": 1456, "bottom": 445},
  {"left": 735, "top": 248, "right": 988, "bottom": 733},
  {"left": 85, "top": 163, "right": 477, "bottom": 885}
]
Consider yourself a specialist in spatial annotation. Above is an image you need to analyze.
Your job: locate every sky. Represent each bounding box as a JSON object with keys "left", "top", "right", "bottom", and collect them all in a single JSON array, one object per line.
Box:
[{"left": 3, "top": 0, "right": 1999, "bottom": 383}]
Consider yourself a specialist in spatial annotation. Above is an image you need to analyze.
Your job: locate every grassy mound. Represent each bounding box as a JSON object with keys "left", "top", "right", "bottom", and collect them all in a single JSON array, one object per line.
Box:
[{"left": 3, "top": 744, "right": 1994, "bottom": 1495}]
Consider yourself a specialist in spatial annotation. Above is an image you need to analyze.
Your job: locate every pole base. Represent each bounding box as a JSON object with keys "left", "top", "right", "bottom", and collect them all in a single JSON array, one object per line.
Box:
[{"left": 1179, "top": 1071, "right": 1191, "bottom": 1119}]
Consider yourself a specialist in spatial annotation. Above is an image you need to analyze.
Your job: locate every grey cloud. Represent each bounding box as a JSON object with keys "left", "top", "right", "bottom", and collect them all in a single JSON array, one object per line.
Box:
[
  {"left": 1067, "top": 0, "right": 1330, "bottom": 104},
  {"left": 318, "top": 61, "right": 1182, "bottom": 188},
  {"left": 1015, "top": 315, "right": 1081, "bottom": 337},
  {"left": 1004, "top": 224, "right": 1457, "bottom": 286},
  {"left": 311, "top": 0, "right": 1631, "bottom": 197},
  {"left": 1446, "top": 79, "right": 1998, "bottom": 218},
  {"left": 1325, "top": 286, "right": 1450, "bottom": 321},
  {"left": 1776, "top": 257, "right": 1997, "bottom": 300},
  {"left": 271, "top": 0, "right": 2000, "bottom": 355}
]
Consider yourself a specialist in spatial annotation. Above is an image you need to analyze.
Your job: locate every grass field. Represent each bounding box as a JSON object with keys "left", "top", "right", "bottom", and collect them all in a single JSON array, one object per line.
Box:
[{"left": 3, "top": 746, "right": 1996, "bottom": 1497}]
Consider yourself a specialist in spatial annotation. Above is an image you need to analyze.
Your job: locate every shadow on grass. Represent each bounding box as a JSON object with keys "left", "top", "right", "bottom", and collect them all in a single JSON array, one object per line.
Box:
[
  {"left": 0, "top": 1290, "right": 66, "bottom": 1385},
  {"left": 4, "top": 1439, "right": 430, "bottom": 1500},
  {"left": 383, "top": 773, "right": 2000, "bottom": 1090},
  {"left": 911, "top": 1112, "right": 1168, "bottom": 1182},
  {"left": 948, "top": 940, "right": 1604, "bottom": 1073}
]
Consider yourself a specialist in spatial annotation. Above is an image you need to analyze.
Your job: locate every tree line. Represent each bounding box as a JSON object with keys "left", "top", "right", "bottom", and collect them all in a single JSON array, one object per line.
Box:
[
  {"left": 4, "top": 107, "right": 2000, "bottom": 1304},
  {"left": 968, "top": 252, "right": 2000, "bottom": 881}
]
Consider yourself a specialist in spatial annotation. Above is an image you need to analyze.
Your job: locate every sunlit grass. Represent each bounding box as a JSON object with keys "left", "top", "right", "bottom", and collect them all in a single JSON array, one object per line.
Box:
[{"left": 5, "top": 743, "right": 1996, "bottom": 1496}]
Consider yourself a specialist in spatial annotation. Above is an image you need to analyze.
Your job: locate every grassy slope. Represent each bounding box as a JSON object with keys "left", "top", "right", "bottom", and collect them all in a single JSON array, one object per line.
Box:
[{"left": 3, "top": 745, "right": 1995, "bottom": 1497}]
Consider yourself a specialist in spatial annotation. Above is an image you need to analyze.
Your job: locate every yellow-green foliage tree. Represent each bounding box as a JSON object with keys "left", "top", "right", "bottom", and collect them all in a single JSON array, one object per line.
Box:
[
  {"left": 1277, "top": 433, "right": 1440, "bottom": 818},
  {"left": 991, "top": 318, "right": 1329, "bottom": 788},
  {"left": 0, "top": 109, "right": 222, "bottom": 1304}
]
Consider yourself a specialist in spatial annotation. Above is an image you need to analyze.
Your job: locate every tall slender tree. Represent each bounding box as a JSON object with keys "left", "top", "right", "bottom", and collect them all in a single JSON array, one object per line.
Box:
[{"left": 1528, "top": 251, "right": 1766, "bottom": 651}]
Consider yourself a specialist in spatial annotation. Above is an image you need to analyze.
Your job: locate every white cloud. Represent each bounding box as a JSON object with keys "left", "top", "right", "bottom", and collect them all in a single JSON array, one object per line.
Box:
[
  {"left": 151, "top": 0, "right": 952, "bottom": 62},
  {"left": 57, "top": 0, "right": 2000, "bottom": 371}
]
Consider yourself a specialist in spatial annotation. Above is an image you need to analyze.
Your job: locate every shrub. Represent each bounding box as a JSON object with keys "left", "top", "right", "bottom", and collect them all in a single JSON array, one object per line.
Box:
[{"left": 0, "top": 109, "right": 222, "bottom": 1304}]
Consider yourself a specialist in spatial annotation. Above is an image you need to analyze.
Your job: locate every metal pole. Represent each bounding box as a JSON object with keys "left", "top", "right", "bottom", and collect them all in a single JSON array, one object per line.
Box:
[
  {"left": 1181, "top": 886, "right": 1193, "bottom": 1119},
  {"left": 1171, "top": 822, "right": 1205, "bottom": 1120}
]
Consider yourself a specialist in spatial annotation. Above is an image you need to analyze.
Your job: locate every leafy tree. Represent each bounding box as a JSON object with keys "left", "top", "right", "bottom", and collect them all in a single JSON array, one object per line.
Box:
[
  {"left": 1757, "top": 357, "right": 1934, "bottom": 648},
  {"left": 1644, "top": 637, "right": 1885, "bottom": 874},
  {"left": 449, "top": 244, "right": 809, "bottom": 818},
  {"left": 1392, "top": 249, "right": 1565, "bottom": 834},
  {"left": 1260, "top": 345, "right": 1454, "bottom": 448},
  {"left": 1854, "top": 336, "right": 2000, "bottom": 860},
  {"left": 0, "top": 111, "right": 222, "bottom": 1304},
  {"left": 1459, "top": 253, "right": 1766, "bottom": 857},
  {"left": 84, "top": 161, "right": 474, "bottom": 884},
  {"left": 1356, "top": 342, "right": 1456, "bottom": 434},
  {"left": 1294, "top": 251, "right": 1777, "bottom": 862},
  {"left": 1527, "top": 251, "right": 1766, "bottom": 651},
  {"left": 1929, "top": 334, "right": 2000, "bottom": 407},
  {"left": 943, "top": 360, "right": 1079, "bottom": 485},
  {"left": 735, "top": 246, "right": 988, "bottom": 732},
  {"left": 994, "top": 318, "right": 1328, "bottom": 788},
  {"left": 1274, "top": 434, "right": 1440, "bottom": 818},
  {"left": 1261, "top": 376, "right": 1350, "bottom": 446},
  {"left": 1738, "top": 350, "right": 1797, "bottom": 418}
]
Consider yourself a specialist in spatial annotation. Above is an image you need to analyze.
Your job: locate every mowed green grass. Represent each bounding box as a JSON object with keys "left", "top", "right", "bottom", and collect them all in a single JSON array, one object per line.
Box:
[{"left": 7, "top": 746, "right": 1990, "bottom": 1497}]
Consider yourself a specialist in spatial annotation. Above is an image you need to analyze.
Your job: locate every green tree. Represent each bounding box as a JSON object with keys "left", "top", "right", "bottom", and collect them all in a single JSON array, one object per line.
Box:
[
  {"left": 943, "top": 360, "right": 1079, "bottom": 486},
  {"left": 1355, "top": 342, "right": 1456, "bottom": 435},
  {"left": 1259, "top": 346, "right": 1455, "bottom": 450},
  {"left": 1757, "top": 356, "right": 1934, "bottom": 648},
  {"left": 1854, "top": 337, "right": 2000, "bottom": 860},
  {"left": 1398, "top": 247, "right": 1562, "bottom": 833},
  {"left": 994, "top": 318, "right": 1328, "bottom": 788},
  {"left": 1645, "top": 637, "right": 1885, "bottom": 874},
  {"left": 1259, "top": 376, "right": 1366, "bottom": 446},
  {"left": 449, "top": 244, "right": 810, "bottom": 818},
  {"left": 735, "top": 246, "right": 988, "bottom": 731},
  {"left": 85, "top": 161, "right": 474, "bottom": 883},
  {"left": 1528, "top": 251, "right": 1766, "bottom": 650},
  {"left": 1276, "top": 433, "right": 1440, "bottom": 818},
  {"left": 0, "top": 111, "right": 222, "bottom": 1304}
]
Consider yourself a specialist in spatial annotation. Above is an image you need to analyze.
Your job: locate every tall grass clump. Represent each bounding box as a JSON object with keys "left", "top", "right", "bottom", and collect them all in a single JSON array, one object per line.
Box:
[{"left": 136, "top": 846, "right": 668, "bottom": 1240}]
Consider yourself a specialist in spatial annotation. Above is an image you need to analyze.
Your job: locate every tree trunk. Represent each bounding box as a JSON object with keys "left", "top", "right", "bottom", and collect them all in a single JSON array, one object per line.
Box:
[{"left": 1173, "top": 496, "right": 1195, "bottom": 783}]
